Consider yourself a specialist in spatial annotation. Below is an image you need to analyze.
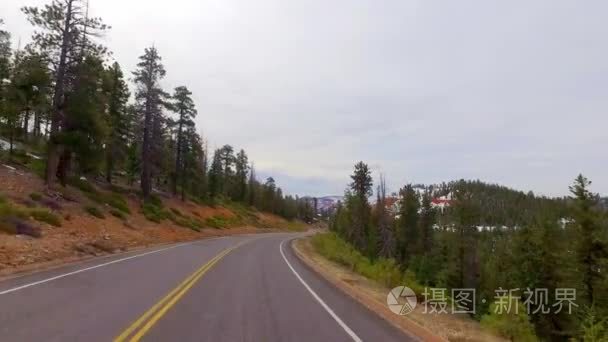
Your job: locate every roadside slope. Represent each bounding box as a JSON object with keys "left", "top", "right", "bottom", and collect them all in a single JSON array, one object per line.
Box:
[{"left": 0, "top": 165, "right": 307, "bottom": 276}]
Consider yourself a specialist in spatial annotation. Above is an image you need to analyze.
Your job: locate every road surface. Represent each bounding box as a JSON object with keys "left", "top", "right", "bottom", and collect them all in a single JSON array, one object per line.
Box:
[{"left": 0, "top": 233, "right": 416, "bottom": 341}]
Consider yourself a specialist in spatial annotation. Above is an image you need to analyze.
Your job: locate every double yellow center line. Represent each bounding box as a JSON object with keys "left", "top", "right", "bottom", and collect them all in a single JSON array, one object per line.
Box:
[{"left": 114, "top": 244, "right": 241, "bottom": 342}]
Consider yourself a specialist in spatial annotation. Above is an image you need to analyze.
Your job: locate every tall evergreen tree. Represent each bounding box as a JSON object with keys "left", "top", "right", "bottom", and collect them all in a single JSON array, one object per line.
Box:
[
  {"left": 248, "top": 162, "right": 258, "bottom": 206},
  {"left": 263, "top": 177, "right": 276, "bottom": 212},
  {"left": 569, "top": 174, "right": 607, "bottom": 307},
  {"left": 0, "top": 18, "right": 11, "bottom": 123},
  {"left": 132, "top": 47, "right": 166, "bottom": 199},
  {"left": 208, "top": 150, "right": 222, "bottom": 200},
  {"left": 57, "top": 54, "right": 108, "bottom": 179},
  {"left": 0, "top": 19, "right": 9, "bottom": 82},
  {"left": 170, "top": 85, "right": 196, "bottom": 196},
  {"left": 396, "top": 184, "right": 420, "bottom": 265},
  {"left": 348, "top": 161, "right": 373, "bottom": 251},
  {"left": 234, "top": 149, "right": 249, "bottom": 201},
  {"left": 22, "top": 0, "right": 108, "bottom": 185},
  {"left": 376, "top": 174, "right": 395, "bottom": 258},
  {"left": 104, "top": 61, "right": 130, "bottom": 183}
]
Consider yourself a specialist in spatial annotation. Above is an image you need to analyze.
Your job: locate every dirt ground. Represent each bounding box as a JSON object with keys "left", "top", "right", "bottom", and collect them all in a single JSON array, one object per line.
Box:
[
  {"left": 0, "top": 165, "right": 305, "bottom": 277},
  {"left": 292, "top": 237, "right": 505, "bottom": 342}
]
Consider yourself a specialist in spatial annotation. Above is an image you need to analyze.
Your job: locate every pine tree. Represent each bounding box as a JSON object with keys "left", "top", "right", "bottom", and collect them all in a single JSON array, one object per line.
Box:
[
  {"left": 0, "top": 19, "right": 9, "bottom": 83},
  {"left": 208, "top": 150, "right": 222, "bottom": 201},
  {"left": 376, "top": 174, "right": 395, "bottom": 258},
  {"left": 418, "top": 191, "right": 435, "bottom": 254},
  {"left": 0, "top": 19, "right": 12, "bottom": 153},
  {"left": 132, "top": 47, "right": 166, "bottom": 199},
  {"left": 104, "top": 62, "right": 130, "bottom": 183},
  {"left": 22, "top": 0, "right": 108, "bottom": 185},
  {"left": 0, "top": 19, "right": 12, "bottom": 130},
  {"left": 452, "top": 186, "right": 481, "bottom": 289},
  {"left": 170, "top": 85, "right": 196, "bottom": 196},
  {"left": 218, "top": 144, "right": 235, "bottom": 197},
  {"left": 348, "top": 161, "right": 373, "bottom": 251},
  {"left": 125, "top": 142, "right": 139, "bottom": 186},
  {"left": 396, "top": 184, "right": 420, "bottom": 265},
  {"left": 569, "top": 174, "right": 607, "bottom": 307},
  {"left": 234, "top": 149, "right": 249, "bottom": 202},
  {"left": 263, "top": 177, "right": 276, "bottom": 212},
  {"left": 248, "top": 162, "right": 258, "bottom": 206},
  {"left": 58, "top": 54, "right": 108, "bottom": 179}
]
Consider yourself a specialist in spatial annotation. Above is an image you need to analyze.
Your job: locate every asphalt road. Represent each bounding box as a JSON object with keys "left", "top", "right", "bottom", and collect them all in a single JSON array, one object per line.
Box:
[{"left": 0, "top": 233, "right": 416, "bottom": 341}]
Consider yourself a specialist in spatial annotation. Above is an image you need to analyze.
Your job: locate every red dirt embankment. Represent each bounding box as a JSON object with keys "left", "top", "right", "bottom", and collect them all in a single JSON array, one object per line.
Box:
[{"left": 0, "top": 165, "right": 304, "bottom": 277}]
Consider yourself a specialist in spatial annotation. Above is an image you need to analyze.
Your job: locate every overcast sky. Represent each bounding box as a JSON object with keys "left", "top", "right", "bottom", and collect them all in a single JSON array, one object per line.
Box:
[{"left": 2, "top": 0, "right": 607, "bottom": 197}]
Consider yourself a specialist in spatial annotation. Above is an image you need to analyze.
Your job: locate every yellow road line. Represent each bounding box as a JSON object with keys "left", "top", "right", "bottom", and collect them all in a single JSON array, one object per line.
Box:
[{"left": 114, "top": 246, "right": 238, "bottom": 342}]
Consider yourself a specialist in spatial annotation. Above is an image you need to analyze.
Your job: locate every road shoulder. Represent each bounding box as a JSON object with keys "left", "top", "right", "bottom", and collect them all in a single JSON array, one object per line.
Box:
[{"left": 292, "top": 236, "right": 447, "bottom": 342}]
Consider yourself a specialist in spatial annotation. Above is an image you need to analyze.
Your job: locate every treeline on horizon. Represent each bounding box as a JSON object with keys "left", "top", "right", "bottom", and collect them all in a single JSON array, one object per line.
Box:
[
  {"left": 0, "top": 1, "right": 314, "bottom": 221},
  {"left": 330, "top": 161, "right": 607, "bottom": 341}
]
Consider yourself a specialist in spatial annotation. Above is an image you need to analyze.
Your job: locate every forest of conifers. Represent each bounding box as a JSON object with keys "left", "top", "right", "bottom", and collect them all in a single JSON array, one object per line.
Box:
[
  {"left": 0, "top": 1, "right": 314, "bottom": 221},
  {"left": 330, "top": 162, "right": 606, "bottom": 341}
]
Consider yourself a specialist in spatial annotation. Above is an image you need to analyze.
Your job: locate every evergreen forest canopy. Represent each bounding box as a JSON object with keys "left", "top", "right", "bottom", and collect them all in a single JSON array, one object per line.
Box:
[
  {"left": 0, "top": 1, "right": 314, "bottom": 222},
  {"left": 331, "top": 161, "right": 607, "bottom": 341}
]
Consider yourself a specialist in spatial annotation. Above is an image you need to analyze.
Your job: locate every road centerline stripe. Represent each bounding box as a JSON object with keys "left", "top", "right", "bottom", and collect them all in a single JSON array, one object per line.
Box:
[
  {"left": 115, "top": 242, "right": 246, "bottom": 342},
  {"left": 113, "top": 248, "right": 230, "bottom": 342},
  {"left": 279, "top": 239, "right": 363, "bottom": 342}
]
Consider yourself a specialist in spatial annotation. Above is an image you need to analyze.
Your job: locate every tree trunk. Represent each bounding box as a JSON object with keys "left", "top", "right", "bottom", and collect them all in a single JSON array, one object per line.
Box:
[
  {"left": 181, "top": 176, "right": 186, "bottom": 201},
  {"left": 9, "top": 122, "right": 14, "bottom": 156},
  {"left": 56, "top": 148, "right": 71, "bottom": 186},
  {"left": 23, "top": 107, "right": 30, "bottom": 140},
  {"left": 33, "top": 111, "right": 41, "bottom": 137},
  {"left": 140, "top": 97, "right": 152, "bottom": 199},
  {"left": 106, "top": 144, "right": 113, "bottom": 184},
  {"left": 45, "top": 0, "right": 74, "bottom": 186},
  {"left": 173, "top": 118, "right": 183, "bottom": 196}
]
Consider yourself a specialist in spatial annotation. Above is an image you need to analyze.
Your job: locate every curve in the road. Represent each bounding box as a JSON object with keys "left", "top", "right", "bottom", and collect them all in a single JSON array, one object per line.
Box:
[{"left": 0, "top": 233, "right": 415, "bottom": 342}]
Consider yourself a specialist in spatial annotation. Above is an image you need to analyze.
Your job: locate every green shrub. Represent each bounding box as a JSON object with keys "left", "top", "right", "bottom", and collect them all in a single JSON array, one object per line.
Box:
[
  {"left": 170, "top": 207, "right": 184, "bottom": 217},
  {"left": 579, "top": 306, "right": 608, "bottom": 341},
  {"left": 480, "top": 299, "right": 538, "bottom": 342},
  {"left": 186, "top": 195, "right": 204, "bottom": 205},
  {"left": 29, "top": 192, "right": 43, "bottom": 201},
  {"left": 104, "top": 193, "right": 131, "bottom": 214},
  {"left": 141, "top": 202, "right": 172, "bottom": 223},
  {"left": 0, "top": 200, "right": 28, "bottom": 220},
  {"left": 0, "top": 217, "right": 41, "bottom": 237},
  {"left": 171, "top": 215, "right": 203, "bottom": 232},
  {"left": 84, "top": 206, "right": 105, "bottom": 219},
  {"left": 9, "top": 149, "right": 32, "bottom": 165},
  {"left": 311, "top": 232, "right": 421, "bottom": 289},
  {"left": 28, "top": 158, "right": 46, "bottom": 178},
  {"left": 225, "top": 202, "right": 257, "bottom": 220},
  {"left": 109, "top": 209, "right": 126, "bottom": 219},
  {"left": 108, "top": 184, "right": 131, "bottom": 194},
  {"left": 204, "top": 215, "right": 236, "bottom": 229},
  {"left": 29, "top": 208, "right": 62, "bottom": 227},
  {"left": 145, "top": 194, "right": 163, "bottom": 207},
  {"left": 86, "top": 190, "right": 130, "bottom": 214},
  {"left": 69, "top": 177, "right": 97, "bottom": 194},
  {"left": 0, "top": 198, "right": 56, "bottom": 234}
]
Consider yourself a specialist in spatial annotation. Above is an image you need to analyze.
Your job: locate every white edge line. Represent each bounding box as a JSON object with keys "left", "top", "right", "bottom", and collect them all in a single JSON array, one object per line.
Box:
[
  {"left": 0, "top": 241, "right": 196, "bottom": 295},
  {"left": 279, "top": 239, "right": 363, "bottom": 342}
]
